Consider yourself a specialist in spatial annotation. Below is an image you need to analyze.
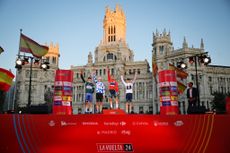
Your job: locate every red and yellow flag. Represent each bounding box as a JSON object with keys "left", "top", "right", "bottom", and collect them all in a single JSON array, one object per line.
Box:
[
  {"left": 169, "top": 63, "right": 188, "bottom": 79},
  {"left": 152, "top": 54, "right": 158, "bottom": 82},
  {"left": 0, "top": 68, "right": 15, "bottom": 92},
  {"left": 20, "top": 33, "right": 48, "bottom": 58},
  {"left": 177, "top": 81, "right": 186, "bottom": 94}
]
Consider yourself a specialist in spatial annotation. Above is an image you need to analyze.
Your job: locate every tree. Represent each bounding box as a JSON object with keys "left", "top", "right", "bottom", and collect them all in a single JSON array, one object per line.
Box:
[
  {"left": 211, "top": 92, "right": 226, "bottom": 114},
  {"left": 0, "top": 90, "right": 6, "bottom": 113}
]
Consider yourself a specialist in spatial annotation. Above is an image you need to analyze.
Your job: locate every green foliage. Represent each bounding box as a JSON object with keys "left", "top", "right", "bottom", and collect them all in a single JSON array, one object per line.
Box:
[{"left": 211, "top": 92, "right": 227, "bottom": 113}]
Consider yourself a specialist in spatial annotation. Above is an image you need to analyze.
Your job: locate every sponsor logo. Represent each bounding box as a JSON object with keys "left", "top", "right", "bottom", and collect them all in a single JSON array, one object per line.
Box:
[
  {"left": 160, "top": 96, "right": 171, "bottom": 101},
  {"left": 62, "top": 96, "right": 72, "bottom": 101},
  {"left": 96, "top": 143, "right": 133, "bottom": 152},
  {"left": 63, "top": 91, "right": 72, "bottom": 96},
  {"left": 170, "top": 82, "right": 177, "bottom": 86},
  {"left": 48, "top": 120, "right": 55, "bottom": 127},
  {"left": 62, "top": 101, "right": 71, "bottom": 106},
  {"left": 54, "top": 96, "right": 62, "bottom": 101},
  {"left": 174, "top": 120, "right": 184, "bottom": 127},
  {"left": 160, "top": 91, "right": 170, "bottom": 96},
  {"left": 55, "top": 81, "right": 63, "bottom": 86},
  {"left": 153, "top": 121, "right": 169, "bottom": 127},
  {"left": 120, "top": 121, "right": 127, "bottom": 126},
  {"left": 121, "top": 130, "right": 131, "bottom": 136},
  {"left": 159, "top": 82, "right": 170, "bottom": 87},
  {"left": 162, "top": 101, "right": 171, "bottom": 106},
  {"left": 63, "top": 81, "right": 72, "bottom": 86},
  {"left": 171, "top": 91, "right": 178, "bottom": 96},
  {"left": 63, "top": 86, "right": 72, "bottom": 91},
  {"left": 171, "top": 101, "right": 178, "bottom": 106},
  {"left": 54, "top": 101, "right": 62, "bottom": 106},
  {"left": 170, "top": 86, "right": 177, "bottom": 91},
  {"left": 55, "top": 91, "right": 63, "bottom": 96},
  {"left": 61, "top": 121, "right": 77, "bottom": 127},
  {"left": 55, "top": 86, "right": 62, "bottom": 90},
  {"left": 160, "top": 87, "right": 170, "bottom": 92},
  {"left": 171, "top": 96, "right": 178, "bottom": 101}
]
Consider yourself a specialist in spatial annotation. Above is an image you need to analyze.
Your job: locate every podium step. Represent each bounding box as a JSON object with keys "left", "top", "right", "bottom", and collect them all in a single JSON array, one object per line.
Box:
[{"left": 102, "top": 109, "right": 126, "bottom": 115}]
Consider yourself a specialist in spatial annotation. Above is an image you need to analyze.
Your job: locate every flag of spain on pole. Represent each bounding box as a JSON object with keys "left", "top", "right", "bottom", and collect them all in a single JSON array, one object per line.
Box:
[
  {"left": 0, "top": 68, "right": 15, "bottom": 92},
  {"left": 19, "top": 33, "right": 48, "bottom": 58}
]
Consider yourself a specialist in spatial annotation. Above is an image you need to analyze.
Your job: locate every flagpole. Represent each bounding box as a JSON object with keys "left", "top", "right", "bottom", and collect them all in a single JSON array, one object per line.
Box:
[{"left": 13, "top": 29, "right": 23, "bottom": 113}]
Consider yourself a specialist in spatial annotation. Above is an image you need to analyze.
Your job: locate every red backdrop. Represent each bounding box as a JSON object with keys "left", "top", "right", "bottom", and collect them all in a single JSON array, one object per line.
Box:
[{"left": 0, "top": 114, "right": 230, "bottom": 153}]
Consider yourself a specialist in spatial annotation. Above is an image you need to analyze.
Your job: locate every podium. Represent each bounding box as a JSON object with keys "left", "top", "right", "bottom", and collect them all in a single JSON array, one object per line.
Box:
[{"left": 102, "top": 109, "right": 126, "bottom": 115}]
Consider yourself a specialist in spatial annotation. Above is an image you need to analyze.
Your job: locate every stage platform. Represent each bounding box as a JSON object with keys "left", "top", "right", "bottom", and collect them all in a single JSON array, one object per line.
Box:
[{"left": 0, "top": 114, "right": 230, "bottom": 153}]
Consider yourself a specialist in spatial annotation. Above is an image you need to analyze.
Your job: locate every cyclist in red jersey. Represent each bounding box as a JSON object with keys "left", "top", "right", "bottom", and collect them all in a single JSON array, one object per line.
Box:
[{"left": 107, "top": 67, "right": 119, "bottom": 109}]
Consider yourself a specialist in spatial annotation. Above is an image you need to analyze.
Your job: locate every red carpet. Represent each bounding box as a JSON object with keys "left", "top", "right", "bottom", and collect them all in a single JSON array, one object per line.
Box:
[{"left": 0, "top": 114, "right": 230, "bottom": 153}]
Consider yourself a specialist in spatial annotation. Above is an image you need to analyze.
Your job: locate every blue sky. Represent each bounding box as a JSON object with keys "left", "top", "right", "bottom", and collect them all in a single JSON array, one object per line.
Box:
[{"left": 0, "top": 0, "right": 230, "bottom": 75}]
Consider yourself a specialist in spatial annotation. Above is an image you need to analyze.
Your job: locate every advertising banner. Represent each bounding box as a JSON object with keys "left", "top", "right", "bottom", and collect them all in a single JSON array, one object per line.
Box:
[
  {"left": 1, "top": 114, "right": 230, "bottom": 153},
  {"left": 53, "top": 70, "right": 73, "bottom": 115},
  {"left": 159, "top": 70, "right": 179, "bottom": 115}
]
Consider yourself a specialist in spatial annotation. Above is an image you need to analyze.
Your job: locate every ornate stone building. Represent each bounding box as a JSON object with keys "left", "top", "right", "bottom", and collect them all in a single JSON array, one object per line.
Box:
[
  {"left": 15, "top": 43, "right": 60, "bottom": 110},
  {"left": 152, "top": 29, "right": 230, "bottom": 114},
  {"left": 71, "top": 5, "right": 153, "bottom": 114}
]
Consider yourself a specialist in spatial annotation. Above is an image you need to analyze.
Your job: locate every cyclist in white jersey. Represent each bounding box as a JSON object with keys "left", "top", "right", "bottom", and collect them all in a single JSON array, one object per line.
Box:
[{"left": 121, "top": 72, "right": 137, "bottom": 113}]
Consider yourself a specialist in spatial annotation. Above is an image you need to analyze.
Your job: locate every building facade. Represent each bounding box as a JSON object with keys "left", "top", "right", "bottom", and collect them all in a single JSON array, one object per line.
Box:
[
  {"left": 15, "top": 43, "right": 60, "bottom": 110},
  {"left": 71, "top": 5, "right": 153, "bottom": 114},
  {"left": 14, "top": 5, "right": 230, "bottom": 115},
  {"left": 152, "top": 30, "right": 230, "bottom": 114}
]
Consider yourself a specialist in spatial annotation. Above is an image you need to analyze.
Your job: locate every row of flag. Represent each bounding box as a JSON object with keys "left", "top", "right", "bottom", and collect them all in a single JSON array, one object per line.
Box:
[{"left": 0, "top": 33, "right": 49, "bottom": 92}]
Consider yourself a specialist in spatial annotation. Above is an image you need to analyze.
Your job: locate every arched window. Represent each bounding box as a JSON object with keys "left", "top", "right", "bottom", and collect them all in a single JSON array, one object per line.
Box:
[
  {"left": 107, "top": 53, "right": 113, "bottom": 60},
  {"left": 111, "top": 26, "right": 113, "bottom": 34},
  {"left": 114, "top": 26, "right": 116, "bottom": 34},
  {"left": 52, "top": 57, "right": 56, "bottom": 64},
  {"left": 108, "top": 27, "right": 110, "bottom": 34}
]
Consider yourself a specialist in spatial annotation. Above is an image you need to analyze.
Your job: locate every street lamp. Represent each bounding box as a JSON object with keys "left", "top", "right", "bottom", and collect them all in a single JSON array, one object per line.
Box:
[
  {"left": 178, "top": 52, "right": 211, "bottom": 107},
  {"left": 15, "top": 55, "right": 49, "bottom": 113}
]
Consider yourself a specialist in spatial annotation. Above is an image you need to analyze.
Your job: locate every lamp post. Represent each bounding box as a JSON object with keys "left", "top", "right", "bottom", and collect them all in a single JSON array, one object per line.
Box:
[
  {"left": 15, "top": 55, "right": 49, "bottom": 113},
  {"left": 177, "top": 52, "right": 211, "bottom": 107}
]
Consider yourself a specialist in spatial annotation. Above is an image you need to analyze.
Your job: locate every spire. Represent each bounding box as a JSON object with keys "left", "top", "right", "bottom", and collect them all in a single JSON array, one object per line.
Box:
[
  {"left": 163, "top": 28, "right": 166, "bottom": 36},
  {"left": 156, "top": 29, "right": 159, "bottom": 36},
  {"left": 88, "top": 52, "right": 93, "bottom": 64},
  {"left": 183, "top": 36, "right": 188, "bottom": 48},
  {"left": 200, "top": 38, "right": 204, "bottom": 49}
]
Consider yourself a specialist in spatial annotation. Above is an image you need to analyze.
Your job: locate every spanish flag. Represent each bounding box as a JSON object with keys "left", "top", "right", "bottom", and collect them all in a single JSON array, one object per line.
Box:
[
  {"left": 177, "top": 81, "right": 186, "bottom": 94},
  {"left": 0, "top": 68, "right": 15, "bottom": 92},
  {"left": 169, "top": 63, "right": 188, "bottom": 79},
  {"left": 20, "top": 33, "right": 48, "bottom": 58}
]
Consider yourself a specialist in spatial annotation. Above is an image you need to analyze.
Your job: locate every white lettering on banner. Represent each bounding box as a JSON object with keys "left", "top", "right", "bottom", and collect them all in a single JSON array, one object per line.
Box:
[
  {"left": 62, "top": 101, "right": 71, "bottom": 106},
  {"left": 63, "top": 81, "right": 72, "bottom": 86},
  {"left": 54, "top": 96, "right": 62, "bottom": 101},
  {"left": 55, "top": 81, "right": 63, "bottom": 86},
  {"left": 174, "top": 120, "right": 184, "bottom": 127},
  {"left": 96, "top": 143, "right": 133, "bottom": 152},
  {"left": 161, "top": 96, "right": 171, "bottom": 101},
  {"left": 159, "top": 82, "right": 170, "bottom": 87},
  {"left": 171, "top": 101, "right": 178, "bottom": 106},
  {"left": 170, "top": 82, "right": 177, "bottom": 86}
]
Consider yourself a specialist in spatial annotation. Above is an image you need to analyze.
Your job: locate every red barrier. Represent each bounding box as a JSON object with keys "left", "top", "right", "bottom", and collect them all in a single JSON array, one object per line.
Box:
[
  {"left": 158, "top": 70, "right": 179, "bottom": 115},
  {"left": 0, "top": 114, "right": 230, "bottom": 153},
  {"left": 226, "top": 96, "right": 230, "bottom": 114}
]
